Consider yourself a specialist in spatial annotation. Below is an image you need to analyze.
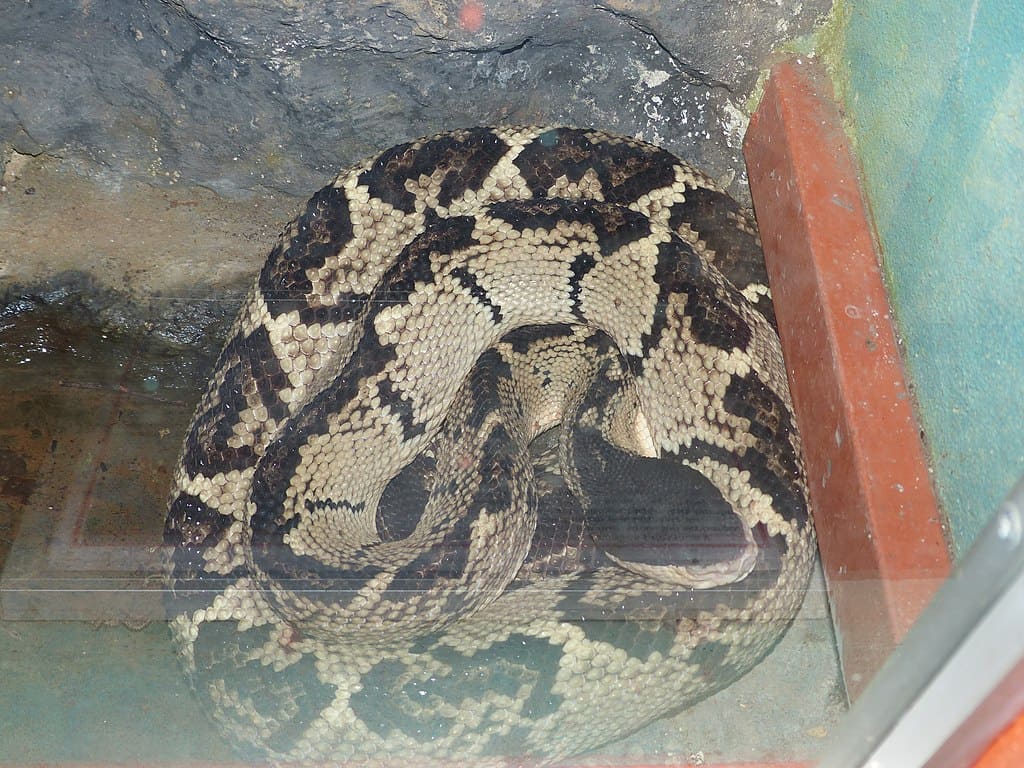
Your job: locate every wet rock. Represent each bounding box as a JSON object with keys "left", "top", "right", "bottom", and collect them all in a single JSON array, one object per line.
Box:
[
  {"left": 0, "top": 272, "right": 232, "bottom": 356},
  {"left": 0, "top": 1, "right": 830, "bottom": 202}
]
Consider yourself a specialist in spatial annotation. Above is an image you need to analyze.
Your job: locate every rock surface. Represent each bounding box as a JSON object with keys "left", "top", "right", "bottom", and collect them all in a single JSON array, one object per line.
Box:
[{"left": 1, "top": 0, "right": 829, "bottom": 202}]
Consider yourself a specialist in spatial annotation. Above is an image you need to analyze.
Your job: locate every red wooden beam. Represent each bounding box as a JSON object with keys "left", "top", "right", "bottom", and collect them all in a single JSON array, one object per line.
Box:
[{"left": 743, "top": 58, "right": 952, "bottom": 700}]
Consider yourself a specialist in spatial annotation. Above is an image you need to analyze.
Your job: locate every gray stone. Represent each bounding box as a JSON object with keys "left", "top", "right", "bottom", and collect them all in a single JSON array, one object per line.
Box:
[{"left": 0, "top": 1, "right": 831, "bottom": 202}]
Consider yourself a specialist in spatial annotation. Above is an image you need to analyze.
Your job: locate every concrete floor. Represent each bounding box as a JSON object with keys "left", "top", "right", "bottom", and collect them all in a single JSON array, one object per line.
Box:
[{"left": 0, "top": 156, "right": 845, "bottom": 766}]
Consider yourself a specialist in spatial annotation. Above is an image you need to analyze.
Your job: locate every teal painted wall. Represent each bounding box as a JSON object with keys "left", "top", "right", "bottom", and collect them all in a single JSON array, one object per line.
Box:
[{"left": 838, "top": 0, "right": 1023, "bottom": 556}]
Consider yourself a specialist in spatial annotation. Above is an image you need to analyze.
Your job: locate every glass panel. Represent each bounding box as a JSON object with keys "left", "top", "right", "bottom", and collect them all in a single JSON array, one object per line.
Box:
[
  {"left": 819, "top": 478, "right": 1024, "bottom": 768},
  {"left": 0, "top": 274, "right": 844, "bottom": 765},
  {"left": 1, "top": 6, "right": 1018, "bottom": 764}
]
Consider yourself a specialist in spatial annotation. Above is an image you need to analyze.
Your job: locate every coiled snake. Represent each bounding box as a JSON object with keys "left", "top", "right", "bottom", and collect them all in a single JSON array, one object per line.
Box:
[{"left": 164, "top": 126, "right": 815, "bottom": 764}]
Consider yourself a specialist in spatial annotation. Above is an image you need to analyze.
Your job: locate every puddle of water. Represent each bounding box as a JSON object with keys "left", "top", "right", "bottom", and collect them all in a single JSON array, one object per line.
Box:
[
  {"left": 0, "top": 282, "right": 239, "bottom": 762},
  {"left": 0, "top": 282, "right": 226, "bottom": 619}
]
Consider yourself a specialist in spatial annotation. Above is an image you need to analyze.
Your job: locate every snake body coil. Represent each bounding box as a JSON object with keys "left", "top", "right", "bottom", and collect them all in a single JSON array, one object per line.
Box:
[{"left": 164, "top": 126, "right": 815, "bottom": 763}]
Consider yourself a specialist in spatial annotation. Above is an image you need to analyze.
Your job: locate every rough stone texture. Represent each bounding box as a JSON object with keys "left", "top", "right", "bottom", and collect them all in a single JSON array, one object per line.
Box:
[{"left": 0, "top": 0, "right": 830, "bottom": 203}]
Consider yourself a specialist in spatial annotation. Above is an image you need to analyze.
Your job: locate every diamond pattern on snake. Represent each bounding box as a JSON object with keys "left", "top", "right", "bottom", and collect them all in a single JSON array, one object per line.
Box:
[{"left": 163, "top": 126, "right": 816, "bottom": 764}]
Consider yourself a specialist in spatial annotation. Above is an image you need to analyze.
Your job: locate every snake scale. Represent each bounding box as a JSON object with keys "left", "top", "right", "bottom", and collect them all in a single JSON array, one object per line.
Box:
[{"left": 164, "top": 126, "right": 815, "bottom": 764}]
